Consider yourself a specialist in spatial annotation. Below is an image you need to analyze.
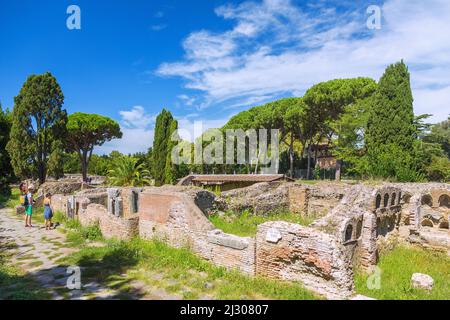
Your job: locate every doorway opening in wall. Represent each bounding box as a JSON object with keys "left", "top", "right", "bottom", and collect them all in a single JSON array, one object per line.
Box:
[{"left": 131, "top": 191, "right": 139, "bottom": 213}]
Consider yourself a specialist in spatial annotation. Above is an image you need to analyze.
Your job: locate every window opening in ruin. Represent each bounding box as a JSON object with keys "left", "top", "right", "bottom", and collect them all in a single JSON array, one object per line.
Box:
[
  {"left": 132, "top": 191, "right": 139, "bottom": 213},
  {"left": 383, "top": 194, "right": 389, "bottom": 207},
  {"left": 438, "top": 194, "right": 450, "bottom": 208},
  {"left": 344, "top": 224, "right": 353, "bottom": 242},
  {"left": 356, "top": 220, "right": 363, "bottom": 239},
  {"left": 375, "top": 194, "right": 381, "bottom": 209},
  {"left": 391, "top": 193, "right": 396, "bottom": 206},
  {"left": 111, "top": 199, "right": 116, "bottom": 216},
  {"left": 421, "top": 195, "right": 433, "bottom": 207}
]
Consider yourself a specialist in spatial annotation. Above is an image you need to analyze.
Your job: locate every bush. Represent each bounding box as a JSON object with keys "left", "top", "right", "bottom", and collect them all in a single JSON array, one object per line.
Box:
[{"left": 426, "top": 156, "right": 450, "bottom": 182}]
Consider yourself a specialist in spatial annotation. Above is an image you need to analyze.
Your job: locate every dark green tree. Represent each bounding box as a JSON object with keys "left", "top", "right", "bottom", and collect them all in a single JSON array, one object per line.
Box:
[
  {"left": 164, "top": 119, "right": 181, "bottom": 184},
  {"left": 365, "top": 61, "right": 418, "bottom": 181},
  {"left": 66, "top": 112, "right": 122, "bottom": 182},
  {"left": 152, "top": 109, "right": 175, "bottom": 186},
  {"left": 304, "top": 77, "right": 377, "bottom": 179},
  {"left": 424, "top": 117, "right": 450, "bottom": 158},
  {"left": 47, "top": 140, "right": 65, "bottom": 179},
  {"left": 0, "top": 103, "right": 14, "bottom": 195},
  {"left": 6, "top": 73, "right": 67, "bottom": 183}
]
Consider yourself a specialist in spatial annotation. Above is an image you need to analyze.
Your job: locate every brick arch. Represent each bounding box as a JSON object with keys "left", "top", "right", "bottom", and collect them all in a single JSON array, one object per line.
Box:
[
  {"left": 430, "top": 189, "right": 450, "bottom": 208},
  {"left": 438, "top": 194, "right": 450, "bottom": 208}
]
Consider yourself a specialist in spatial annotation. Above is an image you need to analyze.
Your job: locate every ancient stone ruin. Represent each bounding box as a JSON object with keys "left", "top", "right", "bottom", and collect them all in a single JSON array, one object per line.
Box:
[{"left": 48, "top": 180, "right": 450, "bottom": 299}]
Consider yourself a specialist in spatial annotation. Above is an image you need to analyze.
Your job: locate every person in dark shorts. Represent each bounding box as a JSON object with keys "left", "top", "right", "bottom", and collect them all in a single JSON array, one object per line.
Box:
[{"left": 43, "top": 193, "right": 53, "bottom": 230}]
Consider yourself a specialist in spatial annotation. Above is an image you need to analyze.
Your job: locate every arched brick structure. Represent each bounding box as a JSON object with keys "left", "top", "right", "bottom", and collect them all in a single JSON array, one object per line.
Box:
[{"left": 430, "top": 189, "right": 450, "bottom": 208}]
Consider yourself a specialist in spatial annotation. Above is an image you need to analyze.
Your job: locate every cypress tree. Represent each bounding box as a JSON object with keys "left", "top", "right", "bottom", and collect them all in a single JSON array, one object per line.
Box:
[
  {"left": 365, "top": 61, "right": 417, "bottom": 180},
  {"left": 152, "top": 109, "right": 174, "bottom": 186},
  {"left": 164, "top": 118, "right": 180, "bottom": 184}
]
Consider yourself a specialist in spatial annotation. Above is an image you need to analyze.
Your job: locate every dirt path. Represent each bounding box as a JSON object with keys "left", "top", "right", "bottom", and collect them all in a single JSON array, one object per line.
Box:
[{"left": 0, "top": 208, "right": 180, "bottom": 300}]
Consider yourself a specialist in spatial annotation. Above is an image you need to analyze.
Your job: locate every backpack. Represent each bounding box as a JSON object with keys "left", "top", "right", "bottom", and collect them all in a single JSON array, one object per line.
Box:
[
  {"left": 20, "top": 194, "right": 26, "bottom": 205},
  {"left": 21, "top": 194, "right": 29, "bottom": 207}
]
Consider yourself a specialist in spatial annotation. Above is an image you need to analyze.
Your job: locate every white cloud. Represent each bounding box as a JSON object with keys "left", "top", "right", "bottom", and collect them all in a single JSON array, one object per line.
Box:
[
  {"left": 156, "top": 0, "right": 450, "bottom": 122},
  {"left": 176, "top": 117, "right": 231, "bottom": 142},
  {"left": 151, "top": 24, "right": 167, "bottom": 31},
  {"left": 96, "top": 106, "right": 155, "bottom": 155}
]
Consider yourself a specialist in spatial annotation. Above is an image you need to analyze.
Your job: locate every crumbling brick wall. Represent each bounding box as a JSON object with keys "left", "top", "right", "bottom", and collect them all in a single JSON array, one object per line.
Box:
[
  {"left": 80, "top": 203, "right": 139, "bottom": 240},
  {"left": 256, "top": 221, "right": 354, "bottom": 299},
  {"left": 138, "top": 190, "right": 256, "bottom": 274}
]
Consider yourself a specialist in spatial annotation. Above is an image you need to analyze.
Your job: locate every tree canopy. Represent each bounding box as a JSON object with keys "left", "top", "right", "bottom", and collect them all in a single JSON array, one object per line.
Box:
[
  {"left": 365, "top": 61, "right": 418, "bottom": 181},
  {"left": 0, "top": 104, "right": 14, "bottom": 195},
  {"left": 66, "top": 112, "right": 122, "bottom": 181},
  {"left": 152, "top": 109, "right": 179, "bottom": 186},
  {"left": 6, "top": 72, "right": 67, "bottom": 183}
]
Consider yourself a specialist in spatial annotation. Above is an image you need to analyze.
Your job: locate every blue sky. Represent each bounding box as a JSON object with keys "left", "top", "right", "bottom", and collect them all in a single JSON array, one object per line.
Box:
[{"left": 1, "top": 0, "right": 449, "bottom": 154}]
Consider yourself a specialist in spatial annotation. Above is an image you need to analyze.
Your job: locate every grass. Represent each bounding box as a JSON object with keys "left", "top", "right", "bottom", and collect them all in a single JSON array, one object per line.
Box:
[
  {"left": 1, "top": 187, "right": 20, "bottom": 209},
  {"left": 209, "top": 210, "right": 318, "bottom": 237},
  {"left": 61, "top": 238, "right": 320, "bottom": 300},
  {"left": 0, "top": 241, "right": 51, "bottom": 300},
  {"left": 51, "top": 210, "right": 103, "bottom": 247},
  {"left": 355, "top": 245, "right": 450, "bottom": 300}
]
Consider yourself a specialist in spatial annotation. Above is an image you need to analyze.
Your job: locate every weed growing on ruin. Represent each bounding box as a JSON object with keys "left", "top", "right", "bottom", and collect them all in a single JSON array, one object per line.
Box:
[
  {"left": 55, "top": 212, "right": 103, "bottom": 246},
  {"left": 354, "top": 245, "right": 450, "bottom": 300},
  {"left": 209, "top": 210, "right": 318, "bottom": 237}
]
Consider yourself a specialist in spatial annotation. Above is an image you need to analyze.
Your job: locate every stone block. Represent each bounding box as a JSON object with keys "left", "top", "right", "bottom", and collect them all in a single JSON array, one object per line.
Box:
[{"left": 411, "top": 273, "right": 434, "bottom": 291}]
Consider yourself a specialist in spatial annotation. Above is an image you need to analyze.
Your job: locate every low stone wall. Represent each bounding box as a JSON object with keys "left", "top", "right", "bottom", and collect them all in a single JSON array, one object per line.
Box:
[
  {"left": 256, "top": 221, "right": 354, "bottom": 299},
  {"left": 192, "top": 230, "right": 256, "bottom": 275},
  {"left": 50, "top": 194, "right": 69, "bottom": 213},
  {"left": 138, "top": 190, "right": 256, "bottom": 274},
  {"left": 80, "top": 204, "right": 139, "bottom": 240}
]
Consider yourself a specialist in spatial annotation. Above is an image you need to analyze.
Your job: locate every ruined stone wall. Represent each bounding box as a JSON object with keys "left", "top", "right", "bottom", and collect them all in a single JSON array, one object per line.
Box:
[
  {"left": 80, "top": 203, "right": 139, "bottom": 240},
  {"left": 256, "top": 221, "right": 354, "bottom": 299},
  {"left": 138, "top": 190, "right": 255, "bottom": 274},
  {"left": 50, "top": 194, "right": 69, "bottom": 213}
]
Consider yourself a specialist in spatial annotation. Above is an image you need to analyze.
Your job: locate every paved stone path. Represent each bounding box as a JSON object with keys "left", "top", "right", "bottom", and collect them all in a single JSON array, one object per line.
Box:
[
  {"left": 0, "top": 208, "right": 181, "bottom": 300},
  {"left": 0, "top": 208, "right": 121, "bottom": 299}
]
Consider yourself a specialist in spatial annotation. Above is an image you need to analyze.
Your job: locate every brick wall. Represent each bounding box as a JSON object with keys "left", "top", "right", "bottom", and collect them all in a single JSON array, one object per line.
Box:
[
  {"left": 80, "top": 204, "right": 139, "bottom": 240},
  {"left": 256, "top": 221, "right": 354, "bottom": 299},
  {"left": 138, "top": 190, "right": 256, "bottom": 274}
]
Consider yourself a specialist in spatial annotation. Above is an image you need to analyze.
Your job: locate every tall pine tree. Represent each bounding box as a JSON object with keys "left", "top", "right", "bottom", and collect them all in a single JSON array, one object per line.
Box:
[
  {"left": 6, "top": 73, "right": 67, "bottom": 183},
  {"left": 152, "top": 109, "right": 179, "bottom": 186},
  {"left": 365, "top": 61, "right": 418, "bottom": 180},
  {"left": 0, "top": 103, "right": 14, "bottom": 196}
]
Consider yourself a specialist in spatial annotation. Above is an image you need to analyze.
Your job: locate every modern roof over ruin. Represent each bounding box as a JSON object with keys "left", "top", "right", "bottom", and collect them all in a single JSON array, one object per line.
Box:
[{"left": 178, "top": 174, "right": 292, "bottom": 185}]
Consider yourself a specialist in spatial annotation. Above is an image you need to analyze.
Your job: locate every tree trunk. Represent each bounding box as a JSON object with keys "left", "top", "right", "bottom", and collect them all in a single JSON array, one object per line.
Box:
[
  {"left": 289, "top": 135, "right": 294, "bottom": 178},
  {"left": 306, "top": 144, "right": 312, "bottom": 180},
  {"left": 81, "top": 151, "right": 88, "bottom": 182},
  {"left": 335, "top": 160, "right": 342, "bottom": 181}
]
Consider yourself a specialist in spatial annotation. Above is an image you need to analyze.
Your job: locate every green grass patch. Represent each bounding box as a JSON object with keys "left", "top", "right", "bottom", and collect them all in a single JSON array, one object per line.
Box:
[
  {"left": 0, "top": 242, "right": 51, "bottom": 300},
  {"left": 54, "top": 212, "right": 103, "bottom": 247},
  {"left": 209, "top": 210, "right": 318, "bottom": 237},
  {"left": 1, "top": 188, "right": 20, "bottom": 209},
  {"left": 61, "top": 238, "right": 320, "bottom": 300},
  {"left": 355, "top": 245, "right": 450, "bottom": 300}
]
